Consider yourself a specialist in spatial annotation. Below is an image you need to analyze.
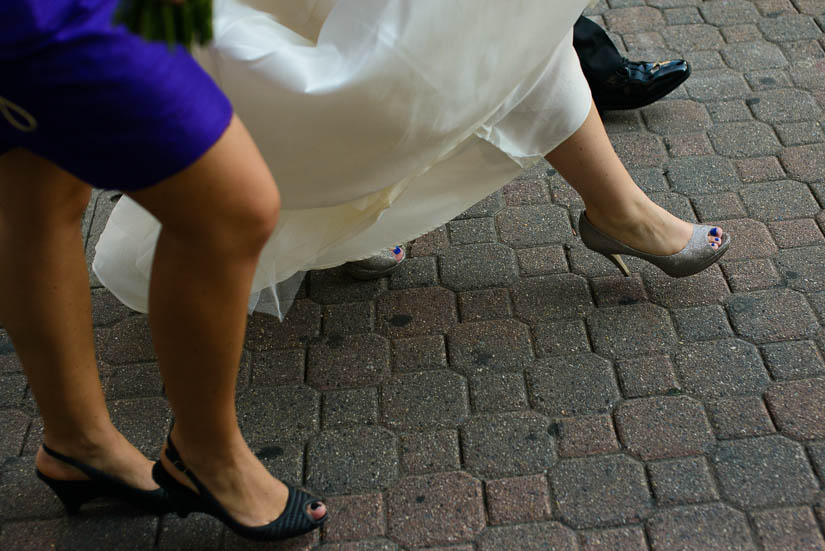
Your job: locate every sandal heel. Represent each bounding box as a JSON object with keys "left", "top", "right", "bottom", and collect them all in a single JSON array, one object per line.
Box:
[
  {"left": 36, "top": 473, "right": 100, "bottom": 515},
  {"left": 604, "top": 253, "right": 631, "bottom": 277}
]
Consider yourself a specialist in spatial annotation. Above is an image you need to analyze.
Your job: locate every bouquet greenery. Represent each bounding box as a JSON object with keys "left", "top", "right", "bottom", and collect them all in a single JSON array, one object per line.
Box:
[{"left": 113, "top": 0, "right": 213, "bottom": 50}]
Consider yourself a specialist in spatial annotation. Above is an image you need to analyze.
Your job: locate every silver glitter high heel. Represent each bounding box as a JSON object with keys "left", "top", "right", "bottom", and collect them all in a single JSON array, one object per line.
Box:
[{"left": 578, "top": 212, "right": 730, "bottom": 278}]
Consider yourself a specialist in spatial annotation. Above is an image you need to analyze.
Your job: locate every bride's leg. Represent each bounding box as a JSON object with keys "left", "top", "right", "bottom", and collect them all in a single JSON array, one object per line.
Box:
[
  {"left": 128, "top": 114, "right": 325, "bottom": 527},
  {"left": 0, "top": 148, "right": 157, "bottom": 490},
  {"left": 545, "top": 103, "right": 723, "bottom": 254}
]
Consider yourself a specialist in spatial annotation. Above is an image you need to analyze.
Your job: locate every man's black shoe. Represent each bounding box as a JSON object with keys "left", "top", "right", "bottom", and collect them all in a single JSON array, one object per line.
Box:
[{"left": 590, "top": 58, "right": 690, "bottom": 111}]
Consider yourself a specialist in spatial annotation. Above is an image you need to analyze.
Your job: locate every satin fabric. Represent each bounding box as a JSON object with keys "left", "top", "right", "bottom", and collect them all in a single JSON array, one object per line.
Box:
[{"left": 93, "top": 0, "right": 593, "bottom": 317}]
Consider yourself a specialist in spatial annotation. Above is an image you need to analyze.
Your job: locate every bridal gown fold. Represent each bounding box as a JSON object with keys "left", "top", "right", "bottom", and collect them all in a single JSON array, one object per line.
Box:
[{"left": 93, "top": 0, "right": 594, "bottom": 317}]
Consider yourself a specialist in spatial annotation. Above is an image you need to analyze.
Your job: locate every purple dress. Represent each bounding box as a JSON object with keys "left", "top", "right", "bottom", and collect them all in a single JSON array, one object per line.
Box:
[{"left": 0, "top": 0, "right": 232, "bottom": 190}]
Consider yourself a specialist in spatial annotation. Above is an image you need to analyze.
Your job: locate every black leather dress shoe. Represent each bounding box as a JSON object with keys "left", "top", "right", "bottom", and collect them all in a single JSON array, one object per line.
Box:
[{"left": 589, "top": 58, "right": 690, "bottom": 111}]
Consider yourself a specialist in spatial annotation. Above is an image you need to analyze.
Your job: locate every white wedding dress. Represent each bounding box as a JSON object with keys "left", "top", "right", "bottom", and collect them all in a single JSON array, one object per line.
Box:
[{"left": 93, "top": 0, "right": 594, "bottom": 317}]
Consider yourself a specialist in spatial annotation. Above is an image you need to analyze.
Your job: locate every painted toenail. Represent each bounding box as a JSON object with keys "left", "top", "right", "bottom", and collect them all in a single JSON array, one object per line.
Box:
[
  {"left": 311, "top": 502, "right": 323, "bottom": 510},
  {"left": 710, "top": 228, "right": 719, "bottom": 236}
]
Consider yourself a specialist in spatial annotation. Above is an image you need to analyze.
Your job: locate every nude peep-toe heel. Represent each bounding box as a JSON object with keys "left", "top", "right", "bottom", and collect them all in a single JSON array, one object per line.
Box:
[{"left": 578, "top": 212, "right": 730, "bottom": 278}]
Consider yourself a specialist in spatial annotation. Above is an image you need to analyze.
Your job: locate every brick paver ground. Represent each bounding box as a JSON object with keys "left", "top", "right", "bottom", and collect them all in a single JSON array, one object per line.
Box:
[{"left": 3, "top": 1, "right": 825, "bottom": 549}]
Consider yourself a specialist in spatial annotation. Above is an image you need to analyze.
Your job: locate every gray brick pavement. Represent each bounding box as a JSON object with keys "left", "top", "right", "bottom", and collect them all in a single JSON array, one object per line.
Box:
[{"left": 5, "top": 1, "right": 825, "bottom": 549}]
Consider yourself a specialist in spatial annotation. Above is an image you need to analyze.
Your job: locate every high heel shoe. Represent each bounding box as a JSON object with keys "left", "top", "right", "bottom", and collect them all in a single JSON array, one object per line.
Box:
[
  {"left": 152, "top": 434, "right": 327, "bottom": 541},
  {"left": 35, "top": 444, "right": 171, "bottom": 515},
  {"left": 578, "top": 211, "right": 730, "bottom": 278}
]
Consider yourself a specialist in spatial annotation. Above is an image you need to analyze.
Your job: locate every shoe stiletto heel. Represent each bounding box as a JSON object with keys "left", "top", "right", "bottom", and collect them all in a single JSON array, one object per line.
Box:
[
  {"left": 152, "top": 434, "right": 327, "bottom": 541},
  {"left": 578, "top": 212, "right": 730, "bottom": 278},
  {"left": 35, "top": 444, "right": 171, "bottom": 515}
]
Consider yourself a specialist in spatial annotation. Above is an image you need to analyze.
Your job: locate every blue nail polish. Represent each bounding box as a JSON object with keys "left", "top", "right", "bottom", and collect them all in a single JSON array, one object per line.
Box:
[
  {"left": 393, "top": 246, "right": 401, "bottom": 254},
  {"left": 714, "top": 237, "right": 720, "bottom": 242},
  {"left": 709, "top": 228, "right": 719, "bottom": 237}
]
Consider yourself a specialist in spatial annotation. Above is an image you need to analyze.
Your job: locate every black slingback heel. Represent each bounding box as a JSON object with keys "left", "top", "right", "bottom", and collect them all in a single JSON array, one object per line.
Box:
[
  {"left": 152, "top": 434, "right": 327, "bottom": 541},
  {"left": 35, "top": 444, "right": 171, "bottom": 515}
]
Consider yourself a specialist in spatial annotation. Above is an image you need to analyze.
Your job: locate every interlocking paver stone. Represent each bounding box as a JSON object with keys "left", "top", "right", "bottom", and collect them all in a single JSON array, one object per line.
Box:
[
  {"left": 527, "top": 354, "right": 620, "bottom": 417},
  {"left": 699, "top": 0, "right": 761, "bottom": 25},
  {"left": 321, "top": 493, "right": 385, "bottom": 542},
  {"left": 309, "top": 268, "right": 385, "bottom": 305},
  {"left": 671, "top": 305, "right": 733, "bottom": 341},
  {"left": 250, "top": 348, "right": 305, "bottom": 386},
  {"left": 308, "top": 334, "right": 390, "bottom": 390},
  {"left": 590, "top": 273, "right": 647, "bottom": 307},
  {"left": 709, "top": 121, "right": 783, "bottom": 157},
  {"left": 484, "top": 474, "right": 552, "bottom": 525},
  {"left": 495, "top": 204, "right": 572, "bottom": 248},
  {"left": 469, "top": 372, "right": 529, "bottom": 413},
  {"left": 666, "top": 156, "right": 740, "bottom": 195},
  {"left": 761, "top": 340, "right": 825, "bottom": 380},
  {"left": 661, "top": 24, "right": 724, "bottom": 51},
  {"left": 238, "top": 385, "right": 319, "bottom": 446},
  {"left": 686, "top": 71, "right": 752, "bottom": 102},
  {"left": 616, "top": 356, "right": 680, "bottom": 398},
  {"left": 717, "top": 218, "right": 778, "bottom": 261},
  {"left": 588, "top": 304, "right": 677, "bottom": 358},
  {"left": 375, "top": 287, "right": 457, "bottom": 338},
  {"left": 306, "top": 427, "right": 398, "bottom": 495},
  {"left": 157, "top": 516, "right": 223, "bottom": 550},
  {"left": 386, "top": 471, "right": 484, "bottom": 548},
  {"left": 515, "top": 245, "right": 568, "bottom": 276},
  {"left": 391, "top": 335, "right": 446, "bottom": 372},
  {"left": 501, "top": 178, "right": 551, "bottom": 206},
  {"left": 765, "top": 377, "right": 825, "bottom": 440},
  {"left": 0, "top": 409, "right": 29, "bottom": 458},
  {"left": 477, "top": 523, "right": 577, "bottom": 551},
  {"left": 579, "top": 525, "right": 648, "bottom": 551},
  {"left": 322, "top": 388, "right": 379, "bottom": 429},
  {"left": 646, "top": 503, "right": 756, "bottom": 551},
  {"left": 322, "top": 302, "right": 374, "bottom": 335},
  {"left": 446, "top": 320, "right": 533, "bottom": 374},
  {"left": 751, "top": 506, "right": 825, "bottom": 551},
  {"left": 770, "top": 218, "right": 825, "bottom": 249},
  {"left": 448, "top": 217, "right": 497, "bottom": 245},
  {"left": 751, "top": 88, "right": 823, "bottom": 123},
  {"left": 0, "top": 456, "right": 66, "bottom": 519},
  {"left": 461, "top": 411, "right": 556, "bottom": 478},
  {"left": 439, "top": 243, "right": 519, "bottom": 291},
  {"left": 379, "top": 370, "right": 468, "bottom": 431},
  {"left": 398, "top": 430, "right": 461, "bottom": 474},
  {"left": 644, "top": 265, "right": 730, "bottom": 308},
  {"left": 776, "top": 246, "right": 825, "bottom": 292},
  {"left": 706, "top": 397, "right": 776, "bottom": 439},
  {"left": 722, "top": 258, "right": 783, "bottom": 291},
  {"left": 690, "top": 192, "right": 747, "bottom": 222},
  {"left": 550, "top": 455, "right": 653, "bottom": 529},
  {"left": 809, "top": 441, "right": 825, "bottom": 483},
  {"left": 727, "top": 289, "right": 819, "bottom": 342},
  {"left": 642, "top": 100, "right": 712, "bottom": 134},
  {"left": 781, "top": 143, "right": 825, "bottom": 182},
  {"left": 511, "top": 274, "right": 594, "bottom": 323},
  {"left": 711, "top": 435, "right": 820, "bottom": 508},
  {"left": 741, "top": 180, "right": 820, "bottom": 221},
  {"left": 556, "top": 415, "right": 620, "bottom": 457},
  {"left": 532, "top": 320, "right": 591, "bottom": 357},
  {"left": 673, "top": 339, "right": 770, "bottom": 399},
  {"left": 457, "top": 288, "right": 511, "bottom": 322},
  {"left": 647, "top": 457, "right": 719, "bottom": 506},
  {"left": 614, "top": 396, "right": 714, "bottom": 460}
]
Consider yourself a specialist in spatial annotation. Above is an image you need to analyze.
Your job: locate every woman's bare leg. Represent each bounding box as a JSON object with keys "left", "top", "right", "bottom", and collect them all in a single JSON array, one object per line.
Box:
[
  {"left": 545, "top": 103, "right": 723, "bottom": 252},
  {"left": 128, "top": 115, "right": 324, "bottom": 527},
  {"left": 0, "top": 148, "right": 156, "bottom": 490}
]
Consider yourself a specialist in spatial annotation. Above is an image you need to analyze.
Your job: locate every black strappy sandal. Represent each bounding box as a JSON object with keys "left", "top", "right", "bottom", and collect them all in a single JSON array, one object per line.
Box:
[
  {"left": 152, "top": 434, "right": 327, "bottom": 541},
  {"left": 35, "top": 444, "right": 171, "bottom": 515}
]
